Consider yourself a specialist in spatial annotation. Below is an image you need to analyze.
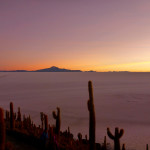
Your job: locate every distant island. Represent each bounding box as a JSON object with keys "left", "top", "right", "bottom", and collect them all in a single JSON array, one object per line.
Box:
[
  {"left": 35, "top": 66, "right": 82, "bottom": 72},
  {"left": 0, "top": 66, "right": 96, "bottom": 72},
  {"left": 0, "top": 66, "right": 133, "bottom": 73}
]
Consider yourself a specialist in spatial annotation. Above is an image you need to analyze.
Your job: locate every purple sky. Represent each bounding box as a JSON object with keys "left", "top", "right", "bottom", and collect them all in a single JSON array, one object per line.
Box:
[{"left": 1, "top": 1, "right": 150, "bottom": 71}]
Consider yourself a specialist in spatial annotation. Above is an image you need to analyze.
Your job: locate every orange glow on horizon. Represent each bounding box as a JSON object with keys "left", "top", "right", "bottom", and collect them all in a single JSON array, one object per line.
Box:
[{"left": 1, "top": 61, "right": 150, "bottom": 72}]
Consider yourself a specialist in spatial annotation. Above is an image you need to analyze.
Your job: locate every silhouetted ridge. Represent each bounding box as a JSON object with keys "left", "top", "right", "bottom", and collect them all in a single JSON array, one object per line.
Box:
[
  {"left": 0, "top": 66, "right": 98, "bottom": 72},
  {"left": 35, "top": 66, "right": 82, "bottom": 72},
  {"left": 0, "top": 70, "right": 28, "bottom": 72}
]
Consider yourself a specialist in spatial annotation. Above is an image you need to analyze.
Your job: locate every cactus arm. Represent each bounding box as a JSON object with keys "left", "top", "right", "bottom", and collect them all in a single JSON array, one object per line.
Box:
[
  {"left": 107, "top": 128, "right": 115, "bottom": 140},
  {"left": 119, "top": 129, "right": 124, "bottom": 138},
  {"left": 53, "top": 107, "right": 61, "bottom": 135},
  {"left": 57, "top": 107, "right": 60, "bottom": 113},
  {"left": 87, "top": 100, "right": 90, "bottom": 111},
  {"left": 52, "top": 111, "right": 57, "bottom": 119}
]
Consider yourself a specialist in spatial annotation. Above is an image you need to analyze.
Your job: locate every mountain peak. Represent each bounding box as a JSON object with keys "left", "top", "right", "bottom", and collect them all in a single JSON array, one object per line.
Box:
[
  {"left": 35, "top": 66, "right": 82, "bottom": 72},
  {"left": 51, "top": 66, "right": 58, "bottom": 68}
]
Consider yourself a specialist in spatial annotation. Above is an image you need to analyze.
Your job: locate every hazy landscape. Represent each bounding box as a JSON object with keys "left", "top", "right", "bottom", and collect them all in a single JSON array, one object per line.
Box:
[
  {"left": 1, "top": 1, "right": 150, "bottom": 149},
  {"left": 1, "top": 72, "right": 150, "bottom": 150}
]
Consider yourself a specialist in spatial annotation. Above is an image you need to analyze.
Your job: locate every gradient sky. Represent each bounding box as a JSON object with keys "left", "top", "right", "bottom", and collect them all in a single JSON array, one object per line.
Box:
[{"left": 0, "top": 0, "right": 150, "bottom": 71}]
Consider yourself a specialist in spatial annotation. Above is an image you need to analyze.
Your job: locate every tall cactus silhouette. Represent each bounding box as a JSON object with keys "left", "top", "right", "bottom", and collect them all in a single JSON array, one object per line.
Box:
[
  {"left": 44, "top": 114, "right": 48, "bottom": 131},
  {"left": 40, "top": 112, "right": 44, "bottom": 130},
  {"left": 107, "top": 127, "right": 124, "bottom": 150},
  {"left": 0, "top": 108, "right": 5, "bottom": 150},
  {"left": 103, "top": 136, "right": 107, "bottom": 150},
  {"left": 87, "top": 81, "right": 96, "bottom": 150},
  {"left": 52, "top": 107, "right": 61, "bottom": 135},
  {"left": 77, "top": 133, "right": 82, "bottom": 142},
  {"left": 17, "top": 107, "right": 21, "bottom": 122},
  {"left": 122, "top": 144, "right": 125, "bottom": 150},
  {"left": 10, "top": 102, "right": 14, "bottom": 130},
  {"left": 146, "top": 144, "right": 148, "bottom": 150},
  {"left": 5, "top": 111, "right": 9, "bottom": 121}
]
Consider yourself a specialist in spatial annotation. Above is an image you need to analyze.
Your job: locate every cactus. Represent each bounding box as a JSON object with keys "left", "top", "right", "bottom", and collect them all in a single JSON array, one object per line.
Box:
[
  {"left": 48, "top": 125, "right": 54, "bottom": 141},
  {"left": 103, "top": 136, "right": 107, "bottom": 150},
  {"left": 17, "top": 107, "right": 21, "bottom": 122},
  {"left": 52, "top": 107, "right": 61, "bottom": 135},
  {"left": 28, "top": 115, "right": 31, "bottom": 125},
  {"left": 146, "top": 144, "right": 148, "bottom": 150},
  {"left": 0, "top": 108, "right": 5, "bottom": 150},
  {"left": 85, "top": 134, "right": 88, "bottom": 141},
  {"left": 68, "top": 126, "right": 70, "bottom": 134},
  {"left": 44, "top": 114, "right": 48, "bottom": 131},
  {"left": 78, "top": 133, "right": 82, "bottom": 142},
  {"left": 5, "top": 111, "right": 9, "bottom": 121},
  {"left": 10, "top": 102, "right": 14, "bottom": 130},
  {"left": 122, "top": 144, "right": 125, "bottom": 150},
  {"left": 40, "top": 112, "right": 44, "bottom": 130},
  {"left": 87, "top": 81, "right": 96, "bottom": 150},
  {"left": 107, "top": 127, "right": 124, "bottom": 150},
  {"left": 14, "top": 112, "right": 16, "bottom": 120},
  {"left": 27, "top": 115, "right": 31, "bottom": 128}
]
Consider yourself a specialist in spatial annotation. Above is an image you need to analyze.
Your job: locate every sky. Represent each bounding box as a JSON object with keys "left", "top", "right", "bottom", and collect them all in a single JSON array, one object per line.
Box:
[{"left": 0, "top": 0, "right": 150, "bottom": 72}]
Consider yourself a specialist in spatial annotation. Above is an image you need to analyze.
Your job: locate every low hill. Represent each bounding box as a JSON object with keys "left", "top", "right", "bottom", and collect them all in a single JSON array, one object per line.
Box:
[{"left": 35, "top": 66, "right": 82, "bottom": 72}]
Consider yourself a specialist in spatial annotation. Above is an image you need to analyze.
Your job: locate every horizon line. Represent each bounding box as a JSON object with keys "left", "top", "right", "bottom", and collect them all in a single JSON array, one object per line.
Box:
[{"left": 0, "top": 66, "right": 150, "bottom": 73}]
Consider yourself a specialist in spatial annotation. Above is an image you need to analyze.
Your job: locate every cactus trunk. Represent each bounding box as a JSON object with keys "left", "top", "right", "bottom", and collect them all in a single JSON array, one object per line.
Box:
[
  {"left": 87, "top": 81, "right": 96, "bottom": 150},
  {"left": 147, "top": 144, "right": 148, "bottom": 150},
  {"left": 10, "top": 102, "right": 14, "bottom": 130},
  {"left": 40, "top": 112, "right": 44, "bottom": 130},
  {"left": 0, "top": 108, "right": 5, "bottom": 150},
  {"left": 115, "top": 138, "right": 120, "bottom": 150},
  {"left": 17, "top": 107, "right": 21, "bottom": 122},
  {"left": 52, "top": 107, "right": 61, "bottom": 135},
  {"left": 44, "top": 115, "right": 48, "bottom": 131},
  {"left": 122, "top": 144, "right": 125, "bottom": 150},
  {"left": 103, "top": 136, "right": 107, "bottom": 150}
]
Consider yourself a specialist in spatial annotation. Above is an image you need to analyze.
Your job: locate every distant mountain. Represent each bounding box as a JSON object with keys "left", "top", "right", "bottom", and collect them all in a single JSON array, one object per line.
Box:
[
  {"left": 85, "top": 70, "right": 96, "bottom": 72},
  {"left": 0, "top": 70, "right": 28, "bottom": 72},
  {"left": 0, "top": 66, "right": 97, "bottom": 72},
  {"left": 35, "top": 66, "right": 82, "bottom": 72}
]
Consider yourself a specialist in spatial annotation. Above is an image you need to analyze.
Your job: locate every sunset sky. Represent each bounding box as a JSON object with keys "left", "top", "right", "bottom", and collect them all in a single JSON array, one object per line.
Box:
[{"left": 0, "top": 1, "right": 150, "bottom": 72}]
